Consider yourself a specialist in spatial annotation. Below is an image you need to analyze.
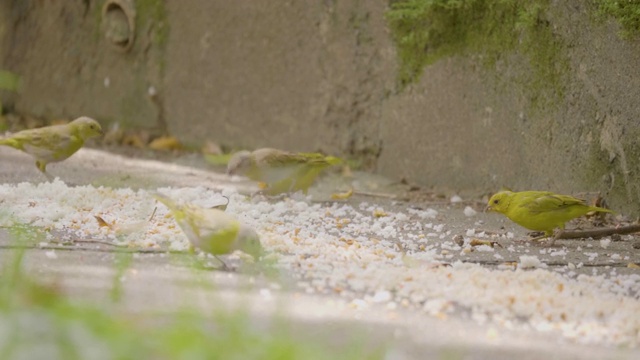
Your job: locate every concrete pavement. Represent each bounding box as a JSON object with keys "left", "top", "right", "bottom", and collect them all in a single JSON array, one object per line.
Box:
[{"left": 1, "top": 146, "right": 639, "bottom": 359}]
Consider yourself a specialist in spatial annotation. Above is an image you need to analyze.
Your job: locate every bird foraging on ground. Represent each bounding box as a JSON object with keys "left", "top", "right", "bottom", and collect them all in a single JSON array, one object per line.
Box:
[
  {"left": 152, "top": 193, "right": 263, "bottom": 267},
  {"left": 0, "top": 116, "right": 103, "bottom": 180},
  {"left": 226, "top": 148, "right": 342, "bottom": 195},
  {"left": 486, "top": 190, "right": 614, "bottom": 245}
]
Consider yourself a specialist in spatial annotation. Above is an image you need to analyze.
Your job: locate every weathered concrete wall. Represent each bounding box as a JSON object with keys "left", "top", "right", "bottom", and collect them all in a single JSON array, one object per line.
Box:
[
  {"left": 163, "top": 1, "right": 394, "bottom": 165},
  {"left": 377, "top": 1, "right": 640, "bottom": 215},
  {"left": 1, "top": 0, "right": 640, "bottom": 214},
  {"left": 0, "top": 0, "right": 163, "bottom": 128}
]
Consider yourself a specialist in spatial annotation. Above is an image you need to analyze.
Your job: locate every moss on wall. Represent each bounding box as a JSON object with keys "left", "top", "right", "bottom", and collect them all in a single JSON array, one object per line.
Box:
[
  {"left": 592, "top": 0, "right": 640, "bottom": 38},
  {"left": 385, "top": 0, "right": 568, "bottom": 105},
  {"left": 136, "top": 0, "right": 170, "bottom": 49}
]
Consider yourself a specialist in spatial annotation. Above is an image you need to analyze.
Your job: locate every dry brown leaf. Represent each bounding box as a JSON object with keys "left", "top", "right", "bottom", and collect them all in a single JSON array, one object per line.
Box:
[
  {"left": 331, "top": 188, "right": 353, "bottom": 200},
  {"left": 122, "top": 133, "right": 147, "bottom": 148},
  {"left": 94, "top": 215, "right": 112, "bottom": 229},
  {"left": 102, "top": 127, "right": 124, "bottom": 145},
  {"left": 148, "top": 136, "right": 182, "bottom": 151},
  {"left": 373, "top": 209, "right": 388, "bottom": 218},
  {"left": 469, "top": 239, "right": 503, "bottom": 248},
  {"left": 201, "top": 140, "right": 223, "bottom": 155}
]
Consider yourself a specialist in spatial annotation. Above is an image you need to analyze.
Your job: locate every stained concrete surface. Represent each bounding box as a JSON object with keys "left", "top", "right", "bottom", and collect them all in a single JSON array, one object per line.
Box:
[{"left": 1, "top": 146, "right": 639, "bottom": 359}]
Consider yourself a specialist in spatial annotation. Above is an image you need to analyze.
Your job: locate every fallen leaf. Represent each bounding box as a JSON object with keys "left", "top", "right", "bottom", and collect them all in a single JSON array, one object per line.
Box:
[
  {"left": 122, "top": 133, "right": 147, "bottom": 148},
  {"left": 102, "top": 123, "right": 125, "bottom": 145},
  {"left": 331, "top": 188, "right": 353, "bottom": 200},
  {"left": 373, "top": 209, "right": 388, "bottom": 218},
  {"left": 148, "top": 136, "right": 182, "bottom": 151},
  {"left": 94, "top": 215, "right": 112, "bottom": 229},
  {"left": 201, "top": 140, "right": 223, "bottom": 155},
  {"left": 469, "top": 239, "right": 503, "bottom": 248},
  {"left": 627, "top": 263, "right": 640, "bottom": 269}
]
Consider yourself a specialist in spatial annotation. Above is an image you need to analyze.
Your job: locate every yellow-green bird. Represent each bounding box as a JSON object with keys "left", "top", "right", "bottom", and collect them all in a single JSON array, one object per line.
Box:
[
  {"left": 486, "top": 190, "right": 613, "bottom": 244},
  {"left": 152, "top": 193, "right": 263, "bottom": 265},
  {"left": 0, "top": 116, "right": 103, "bottom": 179},
  {"left": 226, "top": 148, "right": 342, "bottom": 195}
]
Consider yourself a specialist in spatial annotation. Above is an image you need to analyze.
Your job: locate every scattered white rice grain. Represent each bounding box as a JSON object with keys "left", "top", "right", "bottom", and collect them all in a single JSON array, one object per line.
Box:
[
  {"left": 1, "top": 180, "right": 639, "bottom": 348},
  {"left": 371, "top": 290, "right": 392, "bottom": 303},
  {"left": 463, "top": 206, "right": 477, "bottom": 217},
  {"left": 518, "top": 255, "right": 545, "bottom": 269},
  {"left": 475, "top": 245, "right": 494, "bottom": 252},
  {"left": 350, "top": 299, "right": 369, "bottom": 310},
  {"left": 550, "top": 249, "right": 567, "bottom": 257},
  {"left": 259, "top": 288, "right": 273, "bottom": 299}
]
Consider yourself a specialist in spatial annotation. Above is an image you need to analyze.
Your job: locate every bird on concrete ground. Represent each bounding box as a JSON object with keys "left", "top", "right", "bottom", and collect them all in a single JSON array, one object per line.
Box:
[
  {"left": 226, "top": 147, "right": 342, "bottom": 195},
  {"left": 152, "top": 192, "right": 263, "bottom": 268},
  {"left": 0, "top": 116, "right": 103, "bottom": 180},
  {"left": 486, "top": 190, "right": 614, "bottom": 245}
]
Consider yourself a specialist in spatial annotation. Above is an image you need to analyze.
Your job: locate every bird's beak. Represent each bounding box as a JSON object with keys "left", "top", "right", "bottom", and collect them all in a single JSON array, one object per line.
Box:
[{"left": 484, "top": 205, "right": 493, "bottom": 213}]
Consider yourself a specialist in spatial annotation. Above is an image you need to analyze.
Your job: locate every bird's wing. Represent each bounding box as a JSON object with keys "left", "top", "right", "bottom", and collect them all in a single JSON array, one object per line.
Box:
[
  {"left": 262, "top": 152, "right": 310, "bottom": 167},
  {"left": 264, "top": 176, "right": 297, "bottom": 195},
  {"left": 19, "top": 129, "right": 79, "bottom": 162},
  {"left": 258, "top": 149, "right": 338, "bottom": 168},
  {"left": 13, "top": 126, "right": 73, "bottom": 150},
  {"left": 291, "top": 164, "right": 325, "bottom": 192},
  {"left": 249, "top": 150, "right": 305, "bottom": 184},
  {"left": 299, "top": 153, "right": 342, "bottom": 167},
  {"left": 195, "top": 214, "right": 241, "bottom": 254},
  {"left": 522, "top": 193, "right": 586, "bottom": 214}
]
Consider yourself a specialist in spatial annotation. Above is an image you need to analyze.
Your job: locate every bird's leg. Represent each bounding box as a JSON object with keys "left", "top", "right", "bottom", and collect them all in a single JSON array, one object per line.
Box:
[
  {"left": 527, "top": 232, "right": 558, "bottom": 247},
  {"left": 213, "top": 255, "right": 231, "bottom": 271},
  {"left": 546, "top": 229, "right": 565, "bottom": 247},
  {"left": 528, "top": 231, "right": 563, "bottom": 247},
  {"left": 528, "top": 234, "right": 549, "bottom": 243},
  {"left": 526, "top": 231, "right": 545, "bottom": 238},
  {"left": 36, "top": 161, "right": 54, "bottom": 181}
]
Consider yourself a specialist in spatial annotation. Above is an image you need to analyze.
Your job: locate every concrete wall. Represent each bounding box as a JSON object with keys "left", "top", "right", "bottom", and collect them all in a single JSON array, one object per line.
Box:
[
  {"left": 0, "top": 0, "right": 162, "bottom": 128},
  {"left": 1, "top": 0, "right": 639, "bottom": 214},
  {"left": 163, "top": 1, "right": 394, "bottom": 166}
]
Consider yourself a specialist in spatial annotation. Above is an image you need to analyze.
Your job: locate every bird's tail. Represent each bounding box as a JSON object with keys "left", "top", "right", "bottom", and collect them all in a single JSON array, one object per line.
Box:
[
  {"left": 589, "top": 206, "right": 615, "bottom": 214},
  {"left": 0, "top": 137, "right": 20, "bottom": 149},
  {"left": 324, "top": 156, "right": 343, "bottom": 166},
  {"left": 299, "top": 152, "right": 343, "bottom": 167},
  {"left": 151, "top": 192, "right": 180, "bottom": 212}
]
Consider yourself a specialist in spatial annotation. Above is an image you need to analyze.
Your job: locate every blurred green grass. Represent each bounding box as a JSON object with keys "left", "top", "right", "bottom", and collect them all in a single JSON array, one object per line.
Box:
[{"left": 0, "top": 228, "right": 384, "bottom": 360}]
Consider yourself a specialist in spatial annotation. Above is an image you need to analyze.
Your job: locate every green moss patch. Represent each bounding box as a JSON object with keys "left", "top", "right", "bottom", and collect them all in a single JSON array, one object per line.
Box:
[
  {"left": 593, "top": 0, "right": 640, "bottom": 38},
  {"left": 385, "top": 0, "right": 568, "bottom": 102}
]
